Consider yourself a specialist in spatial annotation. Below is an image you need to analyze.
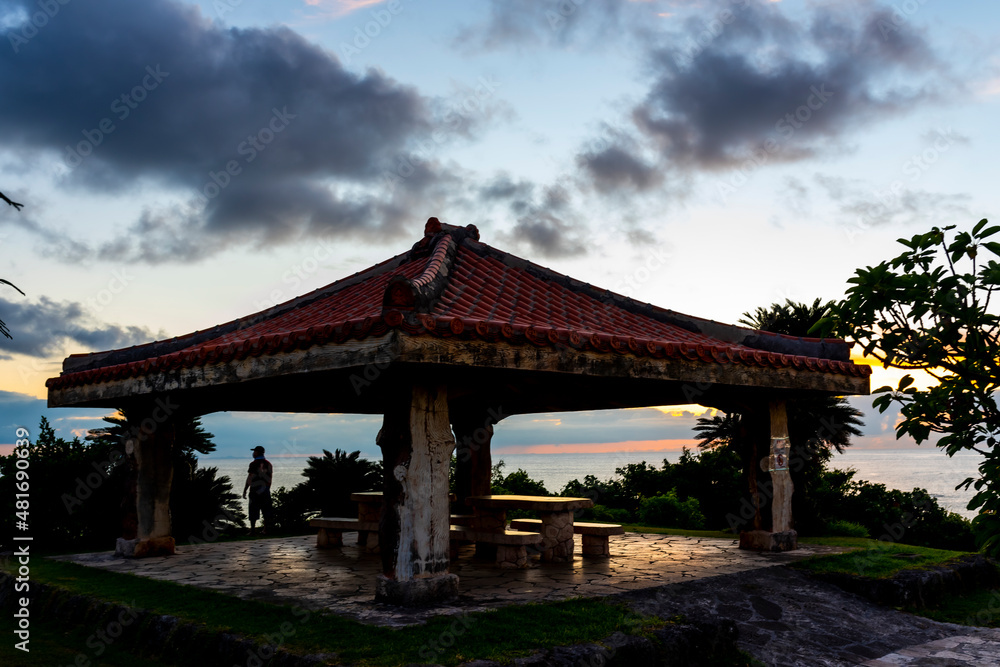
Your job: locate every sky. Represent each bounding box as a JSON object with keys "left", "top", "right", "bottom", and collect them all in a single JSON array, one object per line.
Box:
[{"left": 0, "top": 0, "right": 997, "bottom": 461}]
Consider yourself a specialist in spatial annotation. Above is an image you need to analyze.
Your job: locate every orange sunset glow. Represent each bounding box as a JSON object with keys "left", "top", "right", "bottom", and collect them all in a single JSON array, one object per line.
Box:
[{"left": 494, "top": 439, "right": 700, "bottom": 455}]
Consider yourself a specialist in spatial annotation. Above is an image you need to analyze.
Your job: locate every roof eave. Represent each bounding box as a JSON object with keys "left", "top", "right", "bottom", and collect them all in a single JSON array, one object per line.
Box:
[{"left": 48, "top": 332, "right": 869, "bottom": 412}]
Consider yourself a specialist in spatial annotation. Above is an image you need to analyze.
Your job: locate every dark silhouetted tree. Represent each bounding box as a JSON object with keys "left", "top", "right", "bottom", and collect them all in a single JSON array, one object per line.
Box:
[{"left": 820, "top": 221, "right": 1000, "bottom": 555}]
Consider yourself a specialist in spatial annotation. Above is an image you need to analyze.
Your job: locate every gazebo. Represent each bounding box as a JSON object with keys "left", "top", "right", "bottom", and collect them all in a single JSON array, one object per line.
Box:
[{"left": 47, "top": 218, "right": 870, "bottom": 604}]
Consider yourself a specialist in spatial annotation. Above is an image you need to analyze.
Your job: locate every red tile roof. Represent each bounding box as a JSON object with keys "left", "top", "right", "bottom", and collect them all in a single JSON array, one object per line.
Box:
[{"left": 46, "top": 219, "right": 870, "bottom": 390}]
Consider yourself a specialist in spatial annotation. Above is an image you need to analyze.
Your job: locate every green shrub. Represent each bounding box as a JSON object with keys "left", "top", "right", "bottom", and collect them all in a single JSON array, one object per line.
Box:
[
  {"left": 830, "top": 476, "right": 975, "bottom": 551},
  {"left": 561, "top": 449, "right": 745, "bottom": 530},
  {"left": 824, "top": 520, "right": 869, "bottom": 538},
  {"left": 638, "top": 490, "right": 706, "bottom": 529},
  {"left": 491, "top": 461, "right": 549, "bottom": 496},
  {"left": 561, "top": 475, "right": 628, "bottom": 514}
]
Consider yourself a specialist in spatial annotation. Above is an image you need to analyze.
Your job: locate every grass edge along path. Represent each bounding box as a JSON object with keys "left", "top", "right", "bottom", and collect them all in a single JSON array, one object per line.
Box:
[
  {"left": 788, "top": 539, "right": 1000, "bottom": 631},
  {"left": 789, "top": 539, "right": 968, "bottom": 579},
  {"left": 619, "top": 525, "right": 735, "bottom": 539},
  {"left": 4, "top": 558, "right": 670, "bottom": 667},
  {"left": 916, "top": 584, "right": 1000, "bottom": 628}
]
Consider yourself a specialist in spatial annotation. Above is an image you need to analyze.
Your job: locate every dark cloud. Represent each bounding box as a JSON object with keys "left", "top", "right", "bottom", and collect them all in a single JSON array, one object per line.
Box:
[
  {"left": 516, "top": 216, "right": 584, "bottom": 257},
  {"left": 0, "top": 0, "right": 471, "bottom": 262},
  {"left": 496, "top": 213, "right": 586, "bottom": 258},
  {"left": 577, "top": 143, "right": 663, "bottom": 193},
  {"left": 479, "top": 174, "right": 535, "bottom": 202},
  {"left": 479, "top": 174, "right": 571, "bottom": 213},
  {"left": 625, "top": 228, "right": 657, "bottom": 247},
  {"left": 574, "top": 1, "right": 954, "bottom": 191},
  {"left": 0, "top": 296, "right": 163, "bottom": 357},
  {"left": 453, "top": 0, "right": 647, "bottom": 52},
  {"left": 777, "top": 176, "right": 813, "bottom": 219},
  {"left": 480, "top": 174, "right": 585, "bottom": 258},
  {"left": 813, "top": 174, "right": 971, "bottom": 228}
]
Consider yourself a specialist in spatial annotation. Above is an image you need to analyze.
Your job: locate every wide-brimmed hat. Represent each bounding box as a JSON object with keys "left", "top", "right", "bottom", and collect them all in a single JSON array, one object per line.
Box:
[{"left": 251, "top": 446, "right": 265, "bottom": 454}]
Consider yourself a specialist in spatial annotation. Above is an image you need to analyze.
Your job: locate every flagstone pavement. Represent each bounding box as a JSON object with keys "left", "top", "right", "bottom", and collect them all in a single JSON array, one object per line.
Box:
[{"left": 57, "top": 532, "right": 839, "bottom": 626}]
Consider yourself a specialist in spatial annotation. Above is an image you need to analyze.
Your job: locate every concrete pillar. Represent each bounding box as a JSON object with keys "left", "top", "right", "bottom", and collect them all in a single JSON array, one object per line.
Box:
[
  {"left": 117, "top": 399, "right": 179, "bottom": 558},
  {"left": 452, "top": 408, "right": 496, "bottom": 509},
  {"left": 376, "top": 383, "right": 459, "bottom": 605}
]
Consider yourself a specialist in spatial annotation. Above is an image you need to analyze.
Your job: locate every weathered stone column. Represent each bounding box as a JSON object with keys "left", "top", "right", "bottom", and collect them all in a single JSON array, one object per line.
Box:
[
  {"left": 740, "top": 398, "right": 797, "bottom": 552},
  {"left": 452, "top": 407, "right": 498, "bottom": 509},
  {"left": 768, "top": 399, "right": 796, "bottom": 542},
  {"left": 376, "top": 383, "right": 459, "bottom": 605},
  {"left": 117, "top": 398, "right": 179, "bottom": 558}
]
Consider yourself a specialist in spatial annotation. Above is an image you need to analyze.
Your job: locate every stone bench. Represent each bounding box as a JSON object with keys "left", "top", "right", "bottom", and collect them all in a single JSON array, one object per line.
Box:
[
  {"left": 309, "top": 517, "right": 379, "bottom": 550},
  {"left": 509, "top": 519, "right": 624, "bottom": 557},
  {"left": 449, "top": 514, "right": 476, "bottom": 527},
  {"left": 449, "top": 525, "right": 542, "bottom": 569}
]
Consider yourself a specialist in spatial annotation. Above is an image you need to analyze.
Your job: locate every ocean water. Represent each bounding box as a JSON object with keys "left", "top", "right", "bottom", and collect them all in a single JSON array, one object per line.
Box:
[{"left": 204, "top": 447, "right": 983, "bottom": 520}]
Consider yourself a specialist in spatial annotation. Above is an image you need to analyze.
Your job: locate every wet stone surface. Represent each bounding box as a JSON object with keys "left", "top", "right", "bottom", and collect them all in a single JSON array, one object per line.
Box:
[
  {"left": 620, "top": 566, "right": 1000, "bottom": 666},
  {"left": 863, "top": 630, "right": 1000, "bottom": 666}
]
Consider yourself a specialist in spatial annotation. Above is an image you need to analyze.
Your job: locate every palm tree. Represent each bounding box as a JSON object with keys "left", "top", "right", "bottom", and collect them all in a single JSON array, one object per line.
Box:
[
  {"left": 696, "top": 397, "right": 863, "bottom": 456},
  {"left": 696, "top": 299, "right": 865, "bottom": 532},
  {"left": 738, "top": 297, "right": 829, "bottom": 336}
]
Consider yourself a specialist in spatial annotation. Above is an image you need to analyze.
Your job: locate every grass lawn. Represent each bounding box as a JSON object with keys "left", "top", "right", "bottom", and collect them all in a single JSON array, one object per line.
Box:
[
  {"left": 796, "top": 536, "right": 879, "bottom": 548},
  {"left": 0, "top": 617, "right": 186, "bottom": 667},
  {"left": 795, "top": 545, "right": 1000, "bottom": 630},
  {"left": 621, "top": 525, "right": 735, "bottom": 539},
  {"left": 6, "top": 558, "right": 671, "bottom": 666},
  {"left": 789, "top": 539, "right": 968, "bottom": 579},
  {"left": 914, "top": 585, "right": 1000, "bottom": 628}
]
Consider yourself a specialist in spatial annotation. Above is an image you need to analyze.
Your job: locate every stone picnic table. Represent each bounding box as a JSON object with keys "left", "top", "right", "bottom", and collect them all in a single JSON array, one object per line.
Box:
[
  {"left": 465, "top": 494, "right": 594, "bottom": 562},
  {"left": 352, "top": 490, "right": 458, "bottom": 520},
  {"left": 311, "top": 491, "right": 455, "bottom": 551},
  {"left": 350, "top": 491, "right": 384, "bottom": 522},
  {"left": 309, "top": 491, "right": 384, "bottom": 550}
]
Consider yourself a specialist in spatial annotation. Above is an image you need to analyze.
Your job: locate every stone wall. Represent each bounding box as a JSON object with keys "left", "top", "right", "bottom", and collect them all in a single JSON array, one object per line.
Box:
[{"left": 811, "top": 553, "right": 999, "bottom": 608}]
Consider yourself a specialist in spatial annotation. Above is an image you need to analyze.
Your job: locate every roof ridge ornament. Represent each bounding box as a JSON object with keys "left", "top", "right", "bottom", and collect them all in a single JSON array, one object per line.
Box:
[{"left": 383, "top": 217, "right": 479, "bottom": 313}]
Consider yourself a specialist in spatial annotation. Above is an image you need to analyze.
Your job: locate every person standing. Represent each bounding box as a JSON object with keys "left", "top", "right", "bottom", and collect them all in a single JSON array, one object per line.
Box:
[{"left": 243, "top": 445, "right": 274, "bottom": 535}]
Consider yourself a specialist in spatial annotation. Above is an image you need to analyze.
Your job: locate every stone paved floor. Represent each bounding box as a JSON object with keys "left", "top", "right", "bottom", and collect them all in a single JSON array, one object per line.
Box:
[
  {"left": 862, "top": 630, "right": 1000, "bottom": 666},
  {"left": 56, "top": 532, "right": 840, "bottom": 626},
  {"left": 623, "top": 566, "right": 1000, "bottom": 666}
]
